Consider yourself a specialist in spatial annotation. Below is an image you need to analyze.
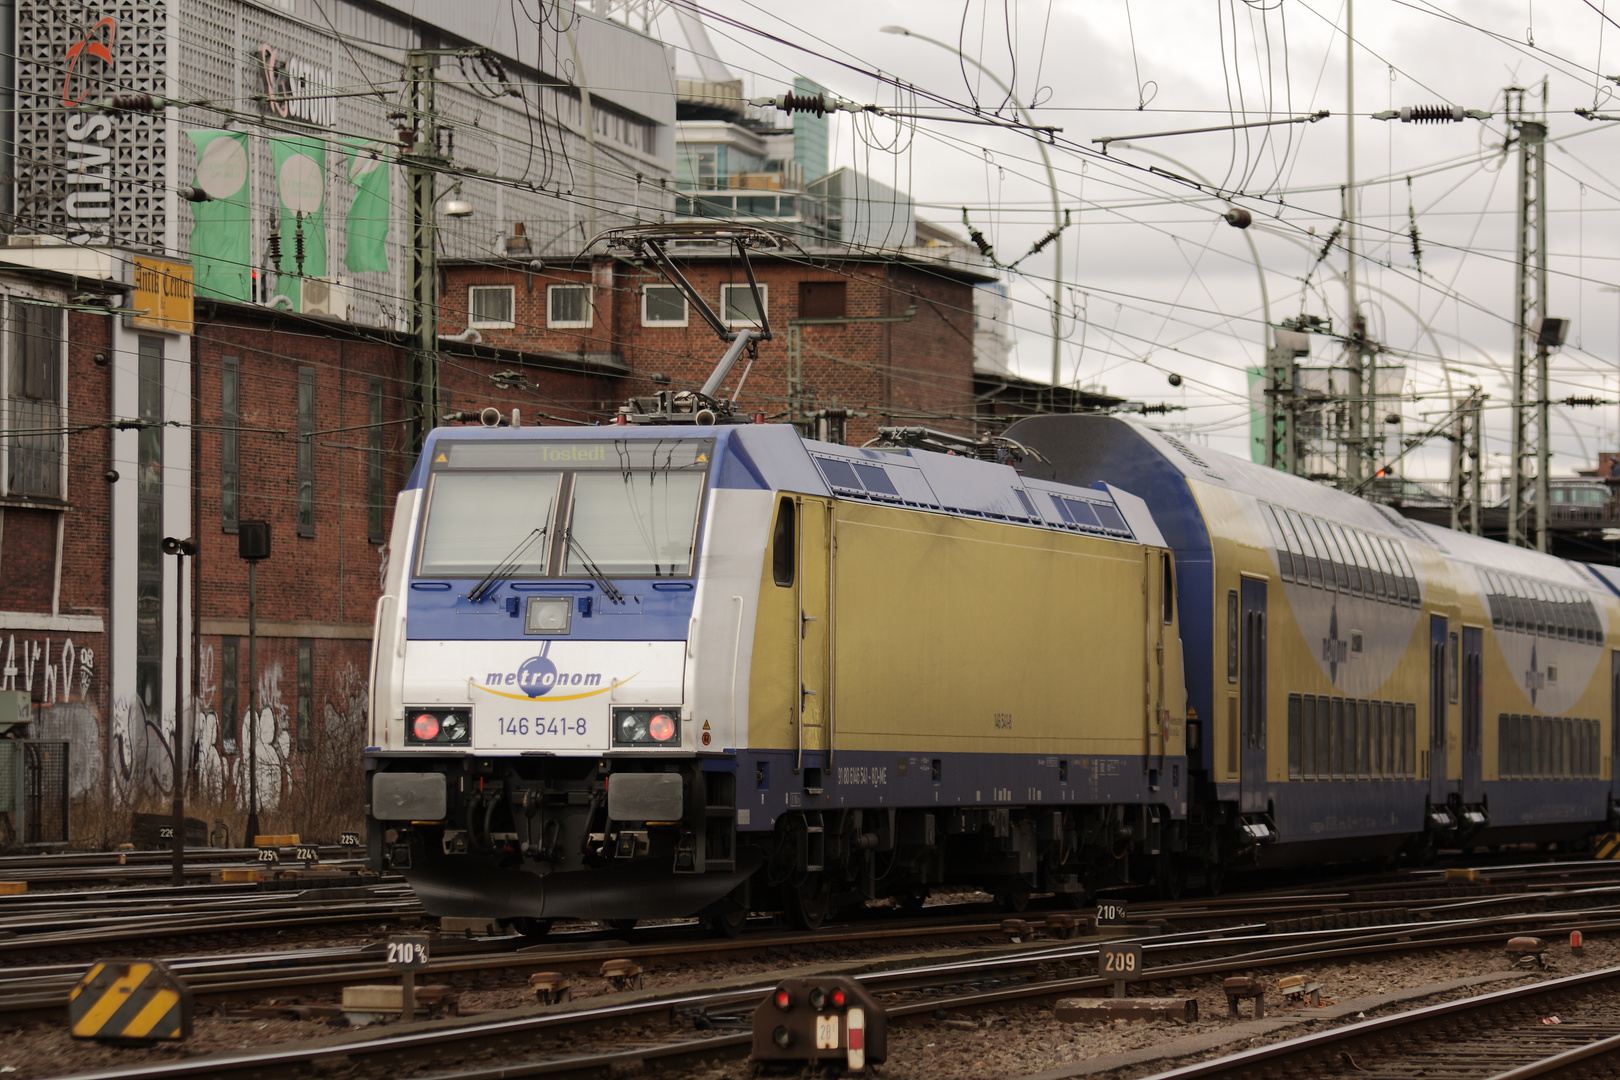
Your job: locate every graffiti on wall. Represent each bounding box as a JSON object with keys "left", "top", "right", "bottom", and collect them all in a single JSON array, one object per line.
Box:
[
  {"left": 3, "top": 635, "right": 101, "bottom": 797},
  {"left": 0, "top": 635, "right": 95, "bottom": 702}
]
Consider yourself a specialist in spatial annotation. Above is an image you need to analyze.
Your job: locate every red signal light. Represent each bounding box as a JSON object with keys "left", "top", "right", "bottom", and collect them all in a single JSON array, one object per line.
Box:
[
  {"left": 831, "top": 987, "right": 846, "bottom": 1008},
  {"left": 774, "top": 988, "right": 792, "bottom": 1010},
  {"left": 648, "top": 713, "right": 676, "bottom": 742},
  {"left": 412, "top": 713, "right": 440, "bottom": 740}
]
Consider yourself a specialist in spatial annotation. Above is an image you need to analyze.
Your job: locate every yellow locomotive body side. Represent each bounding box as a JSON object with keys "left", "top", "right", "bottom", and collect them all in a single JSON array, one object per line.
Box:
[{"left": 746, "top": 494, "right": 1186, "bottom": 762}]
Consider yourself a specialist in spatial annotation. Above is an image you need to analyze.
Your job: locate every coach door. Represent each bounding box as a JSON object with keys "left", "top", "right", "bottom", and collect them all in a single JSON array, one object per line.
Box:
[
  {"left": 1611, "top": 651, "right": 1620, "bottom": 801},
  {"left": 1429, "top": 616, "right": 1452, "bottom": 805},
  {"left": 1461, "top": 627, "right": 1483, "bottom": 803},
  {"left": 795, "top": 497, "right": 832, "bottom": 772},
  {"left": 1239, "top": 578, "right": 1268, "bottom": 813}
]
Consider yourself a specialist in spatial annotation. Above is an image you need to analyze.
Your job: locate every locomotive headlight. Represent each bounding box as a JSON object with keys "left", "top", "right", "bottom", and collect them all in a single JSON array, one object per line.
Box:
[
  {"left": 525, "top": 596, "right": 572, "bottom": 634},
  {"left": 612, "top": 707, "right": 682, "bottom": 747}
]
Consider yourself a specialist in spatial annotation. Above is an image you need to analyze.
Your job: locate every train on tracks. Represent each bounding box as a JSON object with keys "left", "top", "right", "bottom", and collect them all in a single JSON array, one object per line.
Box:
[{"left": 365, "top": 413, "right": 1620, "bottom": 933}]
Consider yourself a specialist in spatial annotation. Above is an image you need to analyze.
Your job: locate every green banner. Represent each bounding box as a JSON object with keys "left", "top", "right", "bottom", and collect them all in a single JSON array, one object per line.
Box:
[
  {"left": 270, "top": 135, "right": 329, "bottom": 310},
  {"left": 344, "top": 140, "right": 391, "bottom": 274},
  {"left": 1248, "top": 366, "right": 1267, "bottom": 463},
  {"left": 185, "top": 130, "right": 251, "bottom": 302}
]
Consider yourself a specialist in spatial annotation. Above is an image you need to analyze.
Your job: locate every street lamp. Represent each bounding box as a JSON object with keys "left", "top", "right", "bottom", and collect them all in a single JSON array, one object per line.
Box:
[
  {"left": 238, "top": 520, "right": 271, "bottom": 844},
  {"left": 880, "top": 24, "right": 1066, "bottom": 404},
  {"left": 161, "top": 536, "right": 197, "bottom": 886}
]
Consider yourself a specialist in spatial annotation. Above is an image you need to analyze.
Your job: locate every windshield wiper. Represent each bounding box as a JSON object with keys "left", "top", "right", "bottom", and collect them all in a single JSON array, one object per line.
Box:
[
  {"left": 565, "top": 528, "right": 626, "bottom": 604},
  {"left": 468, "top": 527, "right": 547, "bottom": 602}
]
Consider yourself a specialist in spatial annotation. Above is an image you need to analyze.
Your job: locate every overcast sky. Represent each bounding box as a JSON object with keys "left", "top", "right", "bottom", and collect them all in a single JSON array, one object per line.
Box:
[{"left": 642, "top": 0, "right": 1620, "bottom": 482}]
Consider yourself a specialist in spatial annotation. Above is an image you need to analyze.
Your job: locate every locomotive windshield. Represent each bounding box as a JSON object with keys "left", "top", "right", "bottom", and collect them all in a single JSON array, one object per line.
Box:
[{"left": 415, "top": 439, "right": 712, "bottom": 580}]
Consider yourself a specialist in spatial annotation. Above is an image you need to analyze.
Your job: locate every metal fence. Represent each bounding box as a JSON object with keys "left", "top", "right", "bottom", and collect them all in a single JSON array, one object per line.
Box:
[{"left": 0, "top": 740, "right": 69, "bottom": 848}]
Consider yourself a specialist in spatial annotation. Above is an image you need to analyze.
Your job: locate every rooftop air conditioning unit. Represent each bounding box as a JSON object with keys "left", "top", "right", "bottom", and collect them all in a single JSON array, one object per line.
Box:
[{"left": 300, "top": 277, "right": 349, "bottom": 319}]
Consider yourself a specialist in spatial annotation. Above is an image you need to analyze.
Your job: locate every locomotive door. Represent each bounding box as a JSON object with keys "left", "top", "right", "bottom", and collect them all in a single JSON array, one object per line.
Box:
[
  {"left": 795, "top": 497, "right": 832, "bottom": 772},
  {"left": 1239, "top": 578, "right": 1268, "bottom": 813},
  {"left": 1461, "top": 627, "right": 1483, "bottom": 803},
  {"left": 1428, "top": 616, "right": 1452, "bottom": 805},
  {"left": 1144, "top": 552, "right": 1167, "bottom": 768}
]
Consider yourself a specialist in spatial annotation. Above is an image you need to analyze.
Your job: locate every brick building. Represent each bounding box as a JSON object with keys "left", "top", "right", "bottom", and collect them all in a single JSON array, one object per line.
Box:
[{"left": 440, "top": 248, "right": 992, "bottom": 445}]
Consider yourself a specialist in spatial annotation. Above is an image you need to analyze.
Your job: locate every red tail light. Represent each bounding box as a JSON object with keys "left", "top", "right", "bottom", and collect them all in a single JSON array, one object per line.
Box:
[
  {"left": 412, "top": 713, "right": 440, "bottom": 740},
  {"left": 648, "top": 713, "right": 676, "bottom": 742}
]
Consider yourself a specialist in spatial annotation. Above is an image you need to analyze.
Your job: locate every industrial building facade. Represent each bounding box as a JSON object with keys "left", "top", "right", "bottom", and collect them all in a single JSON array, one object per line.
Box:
[{"left": 0, "top": 1, "right": 990, "bottom": 842}]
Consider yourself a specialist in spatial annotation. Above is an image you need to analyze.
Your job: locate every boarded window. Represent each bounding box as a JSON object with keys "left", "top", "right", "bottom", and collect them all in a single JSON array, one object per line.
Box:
[{"left": 799, "top": 281, "right": 846, "bottom": 319}]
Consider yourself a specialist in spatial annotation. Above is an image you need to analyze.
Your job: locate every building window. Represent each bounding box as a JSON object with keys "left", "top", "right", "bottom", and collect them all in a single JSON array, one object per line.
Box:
[
  {"left": 468, "top": 285, "right": 515, "bottom": 329},
  {"left": 222, "top": 637, "right": 239, "bottom": 749},
  {"left": 136, "top": 337, "right": 164, "bottom": 720},
  {"left": 368, "top": 378, "right": 385, "bottom": 544},
  {"left": 641, "top": 285, "right": 687, "bottom": 327},
  {"left": 5, "top": 301, "right": 64, "bottom": 498},
  {"left": 721, "top": 283, "right": 767, "bottom": 328},
  {"left": 799, "top": 281, "right": 846, "bottom": 319},
  {"left": 297, "top": 366, "right": 314, "bottom": 537},
  {"left": 221, "top": 355, "right": 239, "bottom": 531},
  {"left": 547, "top": 285, "right": 592, "bottom": 328},
  {"left": 296, "top": 638, "right": 313, "bottom": 748}
]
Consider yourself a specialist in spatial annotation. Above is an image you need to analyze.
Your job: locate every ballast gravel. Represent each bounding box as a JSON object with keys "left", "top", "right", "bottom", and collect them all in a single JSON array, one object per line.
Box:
[{"left": 2, "top": 919, "right": 1613, "bottom": 1080}]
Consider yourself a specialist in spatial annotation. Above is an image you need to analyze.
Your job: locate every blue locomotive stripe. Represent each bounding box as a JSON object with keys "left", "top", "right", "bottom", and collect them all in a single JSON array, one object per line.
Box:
[{"left": 405, "top": 585, "right": 695, "bottom": 641}]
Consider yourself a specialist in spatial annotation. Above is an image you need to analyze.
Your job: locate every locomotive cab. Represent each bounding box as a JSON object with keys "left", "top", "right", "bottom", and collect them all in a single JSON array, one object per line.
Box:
[{"left": 366, "top": 429, "right": 754, "bottom": 926}]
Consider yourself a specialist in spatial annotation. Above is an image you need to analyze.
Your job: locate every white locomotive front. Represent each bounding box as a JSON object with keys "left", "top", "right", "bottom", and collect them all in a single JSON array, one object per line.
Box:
[{"left": 367, "top": 429, "right": 758, "bottom": 931}]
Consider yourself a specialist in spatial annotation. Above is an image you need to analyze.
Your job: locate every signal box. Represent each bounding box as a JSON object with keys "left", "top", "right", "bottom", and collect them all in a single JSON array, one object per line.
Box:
[{"left": 751, "top": 976, "right": 887, "bottom": 1072}]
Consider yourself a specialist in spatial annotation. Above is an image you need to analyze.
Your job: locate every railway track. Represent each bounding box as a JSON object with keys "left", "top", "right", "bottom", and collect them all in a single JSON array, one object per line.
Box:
[
  {"left": 0, "top": 845, "right": 367, "bottom": 888},
  {"left": 29, "top": 889, "right": 1620, "bottom": 1080},
  {"left": 1136, "top": 965, "right": 1620, "bottom": 1080}
]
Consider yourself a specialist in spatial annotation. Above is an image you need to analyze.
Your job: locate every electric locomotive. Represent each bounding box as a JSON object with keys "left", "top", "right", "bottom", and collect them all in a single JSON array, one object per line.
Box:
[{"left": 365, "top": 421, "right": 1193, "bottom": 931}]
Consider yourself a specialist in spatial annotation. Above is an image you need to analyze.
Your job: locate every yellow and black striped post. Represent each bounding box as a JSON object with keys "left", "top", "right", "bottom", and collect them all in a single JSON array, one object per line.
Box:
[
  {"left": 68, "top": 960, "right": 193, "bottom": 1042},
  {"left": 1596, "top": 834, "right": 1620, "bottom": 860}
]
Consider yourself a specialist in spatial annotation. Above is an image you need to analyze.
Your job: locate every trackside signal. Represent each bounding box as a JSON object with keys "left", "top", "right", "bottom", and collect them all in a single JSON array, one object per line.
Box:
[{"left": 752, "top": 976, "right": 886, "bottom": 1071}]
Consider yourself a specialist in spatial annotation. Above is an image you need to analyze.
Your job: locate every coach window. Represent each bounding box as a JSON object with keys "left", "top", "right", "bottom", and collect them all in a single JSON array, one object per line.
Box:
[
  {"left": 1448, "top": 632, "right": 1459, "bottom": 703},
  {"left": 1161, "top": 554, "right": 1174, "bottom": 623},
  {"left": 1226, "top": 590, "right": 1239, "bottom": 683},
  {"left": 772, "top": 497, "right": 795, "bottom": 587}
]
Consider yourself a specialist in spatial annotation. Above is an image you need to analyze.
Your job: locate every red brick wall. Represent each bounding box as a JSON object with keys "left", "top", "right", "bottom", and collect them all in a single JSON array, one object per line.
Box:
[{"left": 441, "top": 255, "right": 981, "bottom": 443}]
